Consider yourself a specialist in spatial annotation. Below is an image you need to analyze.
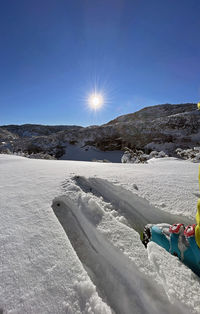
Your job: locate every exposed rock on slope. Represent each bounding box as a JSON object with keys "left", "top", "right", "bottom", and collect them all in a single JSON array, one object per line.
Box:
[
  {"left": 175, "top": 147, "right": 200, "bottom": 162},
  {"left": 121, "top": 148, "right": 168, "bottom": 164}
]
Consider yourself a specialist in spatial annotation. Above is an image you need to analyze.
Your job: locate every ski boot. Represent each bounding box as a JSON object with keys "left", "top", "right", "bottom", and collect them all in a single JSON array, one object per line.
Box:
[{"left": 143, "top": 222, "right": 200, "bottom": 276}]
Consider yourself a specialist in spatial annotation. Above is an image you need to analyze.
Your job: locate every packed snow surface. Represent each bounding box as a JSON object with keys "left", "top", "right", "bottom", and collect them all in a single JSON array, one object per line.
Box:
[{"left": 0, "top": 154, "right": 200, "bottom": 314}]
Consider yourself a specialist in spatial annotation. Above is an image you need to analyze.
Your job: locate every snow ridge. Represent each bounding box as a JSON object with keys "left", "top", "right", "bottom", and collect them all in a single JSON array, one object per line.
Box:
[
  {"left": 73, "top": 176, "right": 192, "bottom": 232},
  {"left": 52, "top": 194, "right": 186, "bottom": 314}
]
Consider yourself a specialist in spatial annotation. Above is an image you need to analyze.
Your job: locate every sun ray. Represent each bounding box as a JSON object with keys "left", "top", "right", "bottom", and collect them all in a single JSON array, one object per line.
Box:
[{"left": 88, "top": 93, "right": 104, "bottom": 111}]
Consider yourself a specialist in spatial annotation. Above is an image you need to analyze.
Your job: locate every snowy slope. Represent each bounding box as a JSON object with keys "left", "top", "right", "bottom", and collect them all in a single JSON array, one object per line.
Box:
[{"left": 0, "top": 154, "right": 200, "bottom": 313}]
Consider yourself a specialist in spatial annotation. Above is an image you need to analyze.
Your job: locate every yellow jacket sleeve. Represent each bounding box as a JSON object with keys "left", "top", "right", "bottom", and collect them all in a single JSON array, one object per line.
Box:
[{"left": 195, "top": 165, "right": 200, "bottom": 248}]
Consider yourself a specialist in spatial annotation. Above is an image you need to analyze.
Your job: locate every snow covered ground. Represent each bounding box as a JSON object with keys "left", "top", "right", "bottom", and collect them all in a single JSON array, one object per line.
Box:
[{"left": 0, "top": 154, "right": 200, "bottom": 314}]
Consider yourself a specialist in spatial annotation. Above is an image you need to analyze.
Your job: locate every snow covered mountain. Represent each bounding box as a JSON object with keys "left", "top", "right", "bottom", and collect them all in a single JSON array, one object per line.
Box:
[{"left": 0, "top": 103, "right": 199, "bottom": 161}]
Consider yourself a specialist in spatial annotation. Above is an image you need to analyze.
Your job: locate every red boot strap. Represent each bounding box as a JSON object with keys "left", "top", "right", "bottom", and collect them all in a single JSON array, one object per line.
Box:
[{"left": 184, "top": 224, "right": 196, "bottom": 237}]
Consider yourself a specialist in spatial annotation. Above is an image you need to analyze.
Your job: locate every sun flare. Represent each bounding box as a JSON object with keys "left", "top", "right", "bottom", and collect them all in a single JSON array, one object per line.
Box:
[{"left": 88, "top": 93, "right": 104, "bottom": 110}]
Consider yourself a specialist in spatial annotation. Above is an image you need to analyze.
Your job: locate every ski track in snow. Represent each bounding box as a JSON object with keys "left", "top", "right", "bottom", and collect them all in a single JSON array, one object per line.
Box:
[
  {"left": 52, "top": 195, "right": 187, "bottom": 314},
  {"left": 73, "top": 176, "right": 192, "bottom": 232},
  {"left": 1, "top": 155, "right": 200, "bottom": 314}
]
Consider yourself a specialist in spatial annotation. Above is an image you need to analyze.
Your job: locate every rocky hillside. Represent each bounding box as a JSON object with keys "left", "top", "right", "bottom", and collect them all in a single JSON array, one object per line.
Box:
[
  {"left": 0, "top": 103, "right": 199, "bottom": 159},
  {"left": 2, "top": 124, "right": 83, "bottom": 138},
  {"left": 101, "top": 103, "right": 200, "bottom": 152}
]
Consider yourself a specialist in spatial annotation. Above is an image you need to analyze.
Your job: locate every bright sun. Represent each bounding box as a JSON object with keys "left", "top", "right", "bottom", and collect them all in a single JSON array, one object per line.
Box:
[{"left": 88, "top": 93, "right": 103, "bottom": 110}]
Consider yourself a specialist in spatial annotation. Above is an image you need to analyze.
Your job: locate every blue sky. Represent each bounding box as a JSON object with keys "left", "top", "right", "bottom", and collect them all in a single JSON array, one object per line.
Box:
[{"left": 0, "top": 0, "right": 200, "bottom": 126}]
